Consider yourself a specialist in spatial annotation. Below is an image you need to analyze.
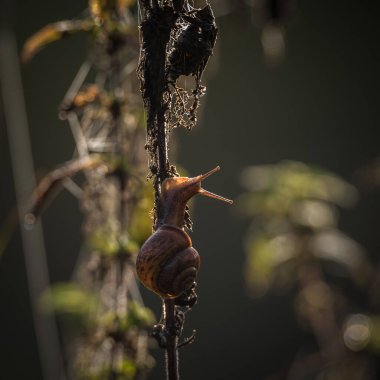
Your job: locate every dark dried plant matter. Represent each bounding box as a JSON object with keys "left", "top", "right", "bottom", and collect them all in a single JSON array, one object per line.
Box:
[
  {"left": 137, "top": 0, "right": 217, "bottom": 228},
  {"left": 24, "top": 1, "right": 157, "bottom": 379},
  {"left": 240, "top": 161, "right": 380, "bottom": 379}
]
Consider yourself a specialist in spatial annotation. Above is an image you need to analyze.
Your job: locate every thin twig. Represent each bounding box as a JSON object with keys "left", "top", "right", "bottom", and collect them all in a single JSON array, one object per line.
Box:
[
  {"left": 164, "top": 299, "right": 179, "bottom": 380},
  {"left": 67, "top": 112, "right": 89, "bottom": 158},
  {"left": 60, "top": 61, "right": 92, "bottom": 111},
  {"left": 25, "top": 155, "right": 104, "bottom": 223}
]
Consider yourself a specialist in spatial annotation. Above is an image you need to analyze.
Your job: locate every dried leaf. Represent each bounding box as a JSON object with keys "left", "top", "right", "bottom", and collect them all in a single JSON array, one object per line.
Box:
[
  {"left": 22, "top": 20, "right": 93, "bottom": 62},
  {"left": 25, "top": 155, "right": 105, "bottom": 224}
]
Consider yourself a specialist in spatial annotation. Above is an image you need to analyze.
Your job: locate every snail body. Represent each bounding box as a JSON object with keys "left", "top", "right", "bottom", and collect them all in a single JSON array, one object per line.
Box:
[{"left": 136, "top": 166, "right": 232, "bottom": 299}]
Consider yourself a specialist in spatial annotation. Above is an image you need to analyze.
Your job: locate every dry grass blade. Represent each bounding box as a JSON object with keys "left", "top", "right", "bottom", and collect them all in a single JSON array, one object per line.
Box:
[
  {"left": 25, "top": 155, "right": 106, "bottom": 225},
  {"left": 22, "top": 20, "right": 94, "bottom": 63}
]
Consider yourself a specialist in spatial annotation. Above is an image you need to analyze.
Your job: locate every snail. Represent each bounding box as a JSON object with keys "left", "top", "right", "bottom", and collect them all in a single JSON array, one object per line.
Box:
[{"left": 136, "top": 166, "right": 232, "bottom": 299}]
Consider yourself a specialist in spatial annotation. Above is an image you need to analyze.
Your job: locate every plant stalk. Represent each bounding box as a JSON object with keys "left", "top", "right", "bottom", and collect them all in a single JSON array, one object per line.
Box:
[{"left": 164, "top": 298, "right": 179, "bottom": 380}]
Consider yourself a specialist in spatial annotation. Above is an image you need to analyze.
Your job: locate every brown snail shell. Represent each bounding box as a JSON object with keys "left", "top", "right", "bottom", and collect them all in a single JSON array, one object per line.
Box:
[{"left": 136, "top": 225, "right": 200, "bottom": 298}]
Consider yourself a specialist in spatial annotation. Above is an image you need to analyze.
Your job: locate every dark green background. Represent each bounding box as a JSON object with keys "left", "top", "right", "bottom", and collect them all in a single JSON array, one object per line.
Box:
[{"left": 1, "top": 1, "right": 380, "bottom": 379}]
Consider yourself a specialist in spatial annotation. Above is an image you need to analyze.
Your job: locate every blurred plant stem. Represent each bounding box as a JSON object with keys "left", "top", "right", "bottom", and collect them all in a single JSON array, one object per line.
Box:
[
  {"left": 23, "top": 1, "right": 156, "bottom": 379},
  {"left": 0, "top": 28, "right": 65, "bottom": 380},
  {"left": 297, "top": 263, "right": 345, "bottom": 368}
]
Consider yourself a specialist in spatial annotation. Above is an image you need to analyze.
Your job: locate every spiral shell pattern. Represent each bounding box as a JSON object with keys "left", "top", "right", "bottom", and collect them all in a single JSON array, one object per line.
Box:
[{"left": 136, "top": 225, "right": 200, "bottom": 298}]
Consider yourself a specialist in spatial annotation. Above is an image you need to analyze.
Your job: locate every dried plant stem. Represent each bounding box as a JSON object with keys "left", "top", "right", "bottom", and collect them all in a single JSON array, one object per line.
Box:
[
  {"left": 137, "top": 3, "right": 182, "bottom": 378},
  {"left": 137, "top": 2, "right": 178, "bottom": 196},
  {"left": 164, "top": 299, "right": 179, "bottom": 380},
  {"left": 137, "top": 1, "right": 219, "bottom": 378},
  {"left": 25, "top": 155, "right": 103, "bottom": 221}
]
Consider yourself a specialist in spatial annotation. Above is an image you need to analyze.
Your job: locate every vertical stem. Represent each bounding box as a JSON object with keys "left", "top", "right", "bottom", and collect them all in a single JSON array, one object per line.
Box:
[
  {"left": 164, "top": 299, "right": 179, "bottom": 380},
  {"left": 138, "top": 5, "right": 176, "bottom": 187},
  {"left": 0, "top": 29, "right": 65, "bottom": 380},
  {"left": 157, "top": 106, "right": 169, "bottom": 178},
  {"left": 137, "top": 4, "right": 201, "bottom": 379}
]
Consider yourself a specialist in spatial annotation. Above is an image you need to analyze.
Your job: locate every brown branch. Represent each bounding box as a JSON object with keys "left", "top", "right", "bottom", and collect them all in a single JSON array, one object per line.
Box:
[
  {"left": 22, "top": 20, "right": 94, "bottom": 63},
  {"left": 25, "top": 155, "right": 105, "bottom": 224},
  {"left": 164, "top": 299, "right": 179, "bottom": 380}
]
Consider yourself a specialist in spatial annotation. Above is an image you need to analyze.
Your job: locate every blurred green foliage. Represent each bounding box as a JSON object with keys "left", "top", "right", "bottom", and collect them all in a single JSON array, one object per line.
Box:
[
  {"left": 240, "top": 160, "right": 380, "bottom": 379},
  {"left": 40, "top": 283, "right": 98, "bottom": 329},
  {"left": 239, "top": 161, "right": 368, "bottom": 296},
  {"left": 41, "top": 284, "right": 155, "bottom": 331}
]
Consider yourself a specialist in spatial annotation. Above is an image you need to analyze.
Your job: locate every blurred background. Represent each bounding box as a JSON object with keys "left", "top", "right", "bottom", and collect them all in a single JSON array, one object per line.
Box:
[{"left": 1, "top": 0, "right": 380, "bottom": 379}]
